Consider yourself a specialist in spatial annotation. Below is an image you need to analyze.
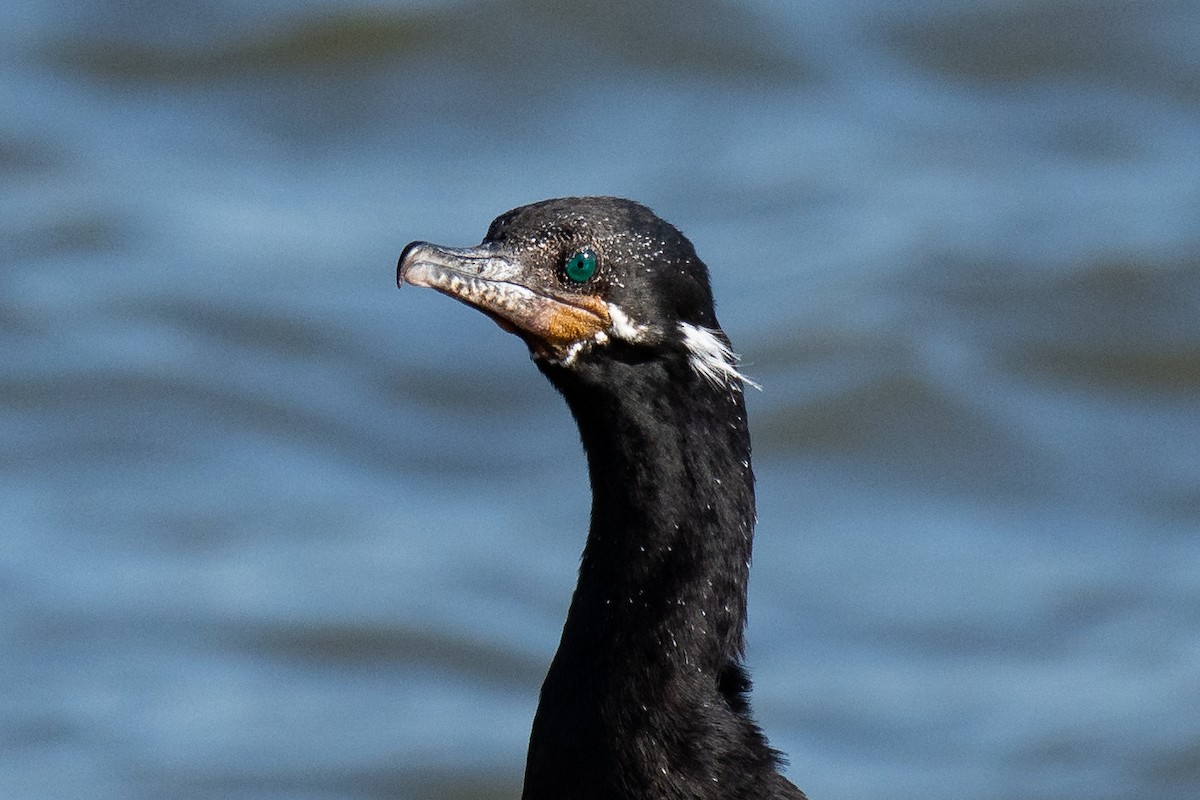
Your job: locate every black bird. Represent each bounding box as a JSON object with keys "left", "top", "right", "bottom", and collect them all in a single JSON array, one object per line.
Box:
[{"left": 397, "top": 197, "right": 804, "bottom": 800}]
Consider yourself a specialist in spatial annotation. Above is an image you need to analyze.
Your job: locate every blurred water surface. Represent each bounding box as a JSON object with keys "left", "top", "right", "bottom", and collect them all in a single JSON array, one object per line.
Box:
[{"left": 2, "top": 1, "right": 1199, "bottom": 799}]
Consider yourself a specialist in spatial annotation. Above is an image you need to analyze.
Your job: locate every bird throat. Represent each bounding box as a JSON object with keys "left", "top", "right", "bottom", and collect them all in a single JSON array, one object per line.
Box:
[{"left": 523, "top": 357, "right": 758, "bottom": 797}]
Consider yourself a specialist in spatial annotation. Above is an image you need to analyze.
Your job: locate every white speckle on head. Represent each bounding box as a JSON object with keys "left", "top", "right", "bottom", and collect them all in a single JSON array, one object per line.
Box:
[
  {"left": 559, "top": 339, "right": 588, "bottom": 366},
  {"left": 678, "top": 322, "right": 761, "bottom": 391},
  {"left": 606, "top": 303, "right": 647, "bottom": 342}
]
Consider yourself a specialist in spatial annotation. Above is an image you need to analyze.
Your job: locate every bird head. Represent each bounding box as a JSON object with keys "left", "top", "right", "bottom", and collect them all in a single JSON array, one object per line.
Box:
[{"left": 398, "top": 197, "right": 752, "bottom": 389}]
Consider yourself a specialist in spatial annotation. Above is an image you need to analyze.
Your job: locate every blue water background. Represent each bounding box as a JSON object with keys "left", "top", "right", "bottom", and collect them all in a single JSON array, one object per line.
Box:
[{"left": 3, "top": 1, "right": 1199, "bottom": 798}]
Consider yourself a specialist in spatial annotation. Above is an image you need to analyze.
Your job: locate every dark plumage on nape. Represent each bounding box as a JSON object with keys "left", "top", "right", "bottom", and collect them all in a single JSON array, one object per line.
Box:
[{"left": 397, "top": 197, "right": 804, "bottom": 800}]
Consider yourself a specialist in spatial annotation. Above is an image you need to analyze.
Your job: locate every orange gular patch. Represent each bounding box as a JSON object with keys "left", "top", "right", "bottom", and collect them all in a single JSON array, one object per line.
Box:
[
  {"left": 519, "top": 294, "right": 611, "bottom": 358},
  {"left": 545, "top": 295, "right": 611, "bottom": 344}
]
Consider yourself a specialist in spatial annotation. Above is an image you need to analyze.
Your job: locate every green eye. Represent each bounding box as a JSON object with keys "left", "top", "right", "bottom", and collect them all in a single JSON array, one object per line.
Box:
[{"left": 564, "top": 249, "right": 598, "bottom": 283}]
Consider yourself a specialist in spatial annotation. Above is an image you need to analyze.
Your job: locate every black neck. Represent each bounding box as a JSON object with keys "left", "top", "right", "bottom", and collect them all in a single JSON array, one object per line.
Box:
[{"left": 522, "top": 348, "right": 760, "bottom": 798}]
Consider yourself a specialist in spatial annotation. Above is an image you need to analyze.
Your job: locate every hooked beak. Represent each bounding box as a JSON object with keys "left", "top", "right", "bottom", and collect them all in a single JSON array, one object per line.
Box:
[{"left": 397, "top": 241, "right": 610, "bottom": 359}]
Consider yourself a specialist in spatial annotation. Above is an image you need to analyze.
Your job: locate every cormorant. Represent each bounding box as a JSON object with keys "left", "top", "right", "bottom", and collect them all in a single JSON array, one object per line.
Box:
[{"left": 397, "top": 197, "right": 804, "bottom": 799}]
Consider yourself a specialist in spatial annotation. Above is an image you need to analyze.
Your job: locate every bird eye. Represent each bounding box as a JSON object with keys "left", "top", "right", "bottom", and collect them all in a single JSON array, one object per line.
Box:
[{"left": 563, "top": 250, "right": 598, "bottom": 284}]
